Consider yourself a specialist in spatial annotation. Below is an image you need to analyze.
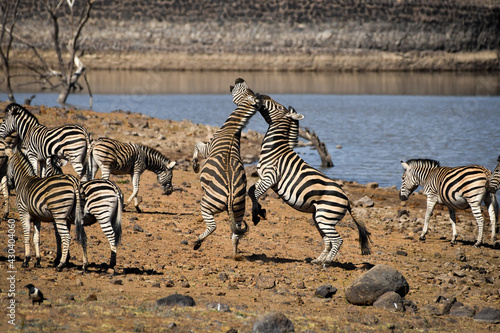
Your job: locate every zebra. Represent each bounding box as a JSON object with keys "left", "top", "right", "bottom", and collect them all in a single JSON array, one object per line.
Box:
[
  {"left": 488, "top": 155, "right": 500, "bottom": 193},
  {"left": 248, "top": 95, "right": 371, "bottom": 265},
  {"left": 5, "top": 148, "right": 86, "bottom": 271},
  {"left": 0, "top": 103, "right": 91, "bottom": 180},
  {"left": 192, "top": 78, "right": 262, "bottom": 259},
  {"left": 0, "top": 133, "right": 22, "bottom": 220},
  {"left": 47, "top": 156, "right": 123, "bottom": 268},
  {"left": 88, "top": 137, "right": 176, "bottom": 213},
  {"left": 399, "top": 159, "right": 498, "bottom": 247}
]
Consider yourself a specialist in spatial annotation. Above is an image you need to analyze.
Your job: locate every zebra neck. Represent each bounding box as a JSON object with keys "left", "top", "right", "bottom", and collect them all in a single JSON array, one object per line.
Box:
[
  {"left": 16, "top": 117, "right": 40, "bottom": 141},
  {"left": 142, "top": 150, "right": 166, "bottom": 174},
  {"left": 219, "top": 106, "right": 257, "bottom": 134}
]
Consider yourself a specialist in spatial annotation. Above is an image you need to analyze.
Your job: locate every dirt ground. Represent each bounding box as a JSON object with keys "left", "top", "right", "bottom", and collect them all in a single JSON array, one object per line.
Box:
[{"left": 0, "top": 103, "right": 499, "bottom": 332}]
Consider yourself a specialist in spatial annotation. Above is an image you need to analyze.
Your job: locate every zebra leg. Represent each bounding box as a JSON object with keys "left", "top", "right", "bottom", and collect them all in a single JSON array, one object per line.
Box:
[
  {"left": 20, "top": 213, "right": 31, "bottom": 267},
  {"left": 248, "top": 181, "right": 269, "bottom": 226},
  {"left": 485, "top": 193, "right": 498, "bottom": 245},
  {"left": 420, "top": 197, "right": 438, "bottom": 241},
  {"left": 125, "top": 173, "right": 141, "bottom": 213},
  {"left": 469, "top": 201, "right": 485, "bottom": 247},
  {"left": 33, "top": 221, "right": 42, "bottom": 268},
  {"left": 311, "top": 215, "right": 343, "bottom": 265},
  {"left": 448, "top": 209, "right": 458, "bottom": 244},
  {"left": 193, "top": 201, "right": 217, "bottom": 250},
  {"left": 54, "top": 220, "right": 72, "bottom": 271},
  {"left": 1, "top": 175, "right": 9, "bottom": 220},
  {"left": 53, "top": 223, "right": 62, "bottom": 267},
  {"left": 97, "top": 219, "right": 118, "bottom": 268}
]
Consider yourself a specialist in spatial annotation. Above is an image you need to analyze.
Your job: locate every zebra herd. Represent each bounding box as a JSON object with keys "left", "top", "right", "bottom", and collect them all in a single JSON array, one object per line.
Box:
[
  {"left": 1, "top": 77, "right": 499, "bottom": 272},
  {"left": 0, "top": 103, "right": 175, "bottom": 270}
]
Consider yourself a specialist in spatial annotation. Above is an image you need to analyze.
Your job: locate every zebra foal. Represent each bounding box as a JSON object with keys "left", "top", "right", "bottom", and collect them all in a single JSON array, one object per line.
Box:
[
  {"left": 6, "top": 149, "right": 86, "bottom": 271},
  {"left": 88, "top": 137, "right": 176, "bottom": 213},
  {"left": 47, "top": 156, "right": 123, "bottom": 268},
  {"left": 0, "top": 103, "right": 91, "bottom": 180},
  {"left": 192, "top": 78, "right": 262, "bottom": 259},
  {"left": 248, "top": 96, "right": 371, "bottom": 265},
  {"left": 399, "top": 159, "right": 498, "bottom": 247}
]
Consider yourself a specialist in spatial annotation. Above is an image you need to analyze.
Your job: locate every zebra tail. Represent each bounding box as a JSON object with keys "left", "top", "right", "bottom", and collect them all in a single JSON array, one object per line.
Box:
[
  {"left": 74, "top": 180, "right": 86, "bottom": 247},
  {"left": 87, "top": 140, "right": 96, "bottom": 180},
  {"left": 112, "top": 182, "right": 123, "bottom": 245},
  {"left": 348, "top": 204, "right": 372, "bottom": 255},
  {"left": 228, "top": 207, "right": 248, "bottom": 236}
]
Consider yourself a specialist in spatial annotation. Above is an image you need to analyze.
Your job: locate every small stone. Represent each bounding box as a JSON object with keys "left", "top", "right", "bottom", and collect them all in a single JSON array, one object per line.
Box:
[
  {"left": 450, "top": 305, "right": 476, "bottom": 318},
  {"left": 218, "top": 273, "right": 229, "bottom": 282},
  {"left": 112, "top": 279, "right": 123, "bottom": 285},
  {"left": 373, "top": 291, "right": 404, "bottom": 312},
  {"left": 181, "top": 281, "right": 190, "bottom": 288},
  {"left": 156, "top": 294, "right": 195, "bottom": 307},
  {"left": 252, "top": 312, "right": 294, "bottom": 333},
  {"left": 256, "top": 275, "right": 275, "bottom": 290},
  {"left": 86, "top": 294, "right": 98, "bottom": 301},
  {"left": 314, "top": 285, "right": 337, "bottom": 298},
  {"left": 366, "top": 182, "right": 379, "bottom": 189},
  {"left": 165, "top": 280, "right": 175, "bottom": 287},
  {"left": 397, "top": 209, "right": 409, "bottom": 218},
  {"left": 354, "top": 196, "right": 374, "bottom": 207},
  {"left": 75, "top": 278, "right": 83, "bottom": 286},
  {"left": 396, "top": 250, "right": 408, "bottom": 256},
  {"left": 133, "top": 224, "right": 144, "bottom": 232},
  {"left": 207, "top": 302, "right": 231, "bottom": 312}
]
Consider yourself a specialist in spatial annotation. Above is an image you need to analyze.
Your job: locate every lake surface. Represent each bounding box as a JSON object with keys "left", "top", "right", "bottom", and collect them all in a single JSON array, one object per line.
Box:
[{"left": 1, "top": 71, "right": 499, "bottom": 189}]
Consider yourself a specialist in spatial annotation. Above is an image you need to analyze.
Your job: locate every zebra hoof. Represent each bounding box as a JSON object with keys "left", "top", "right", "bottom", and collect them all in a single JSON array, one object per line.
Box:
[
  {"left": 494, "top": 242, "right": 500, "bottom": 249},
  {"left": 135, "top": 206, "right": 142, "bottom": 213},
  {"left": 419, "top": 235, "right": 426, "bottom": 241},
  {"left": 2, "top": 213, "right": 8, "bottom": 221},
  {"left": 473, "top": 241, "right": 482, "bottom": 248},
  {"left": 22, "top": 260, "right": 29, "bottom": 268},
  {"left": 252, "top": 214, "right": 261, "bottom": 226},
  {"left": 34, "top": 259, "right": 41, "bottom": 268},
  {"left": 55, "top": 265, "right": 64, "bottom": 272},
  {"left": 259, "top": 208, "right": 267, "bottom": 220},
  {"left": 193, "top": 240, "right": 202, "bottom": 250}
]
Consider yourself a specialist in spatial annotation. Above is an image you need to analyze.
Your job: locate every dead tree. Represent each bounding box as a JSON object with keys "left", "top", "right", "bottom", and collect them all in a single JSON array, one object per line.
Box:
[
  {"left": 299, "top": 127, "right": 334, "bottom": 168},
  {"left": 0, "top": 0, "right": 21, "bottom": 102},
  {"left": 16, "top": 0, "right": 94, "bottom": 107}
]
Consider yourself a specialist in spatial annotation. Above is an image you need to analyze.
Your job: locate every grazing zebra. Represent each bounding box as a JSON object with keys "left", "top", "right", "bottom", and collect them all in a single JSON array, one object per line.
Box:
[
  {"left": 0, "top": 103, "right": 91, "bottom": 180},
  {"left": 192, "top": 78, "right": 262, "bottom": 259},
  {"left": 47, "top": 156, "right": 123, "bottom": 268},
  {"left": 248, "top": 96, "right": 371, "bottom": 265},
  {"left": 88, "top": 137, "right": 176, "bottom": 213},
  {"left": 6, "top": 149, "right": 86, "bottom": 271},
  {"left": 399, "top": 159, "right": 498, "bottom": 247},
  {"left": 488, "top": 155, "right": 500, "bottom": 193}
]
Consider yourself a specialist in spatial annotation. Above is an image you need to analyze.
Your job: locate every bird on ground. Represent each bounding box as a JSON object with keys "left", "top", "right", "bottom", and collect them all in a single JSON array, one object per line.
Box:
[{"left": 25, "top": 284, "right": 46, "bottom": 305}]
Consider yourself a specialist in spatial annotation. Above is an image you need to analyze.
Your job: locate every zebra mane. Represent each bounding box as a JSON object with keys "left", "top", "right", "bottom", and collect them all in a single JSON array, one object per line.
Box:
[
  {"left": 497, "top": 155, "right": 500, "bottom": 163},
  {"left": 4, "top": 103, "right": 40, "bottom": 124},
  {"left": 406, "top": 158, "right": 440, "bottom": 168}
]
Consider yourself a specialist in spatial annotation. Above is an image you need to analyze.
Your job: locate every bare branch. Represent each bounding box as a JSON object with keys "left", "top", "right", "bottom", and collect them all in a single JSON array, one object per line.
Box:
[{"left": 299, "top": 127, "right": 334, "bottom": 168}]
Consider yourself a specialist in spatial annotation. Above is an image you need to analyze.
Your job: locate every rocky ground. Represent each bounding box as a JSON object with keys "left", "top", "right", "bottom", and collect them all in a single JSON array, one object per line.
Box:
[{"left": 0, "top": 102, "right": 499, "bottom": 332}]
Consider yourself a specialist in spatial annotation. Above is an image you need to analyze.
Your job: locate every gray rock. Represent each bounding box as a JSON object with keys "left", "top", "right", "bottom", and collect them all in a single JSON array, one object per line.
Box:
[
  {"left": 207, "top": 302, "right": 231, "bottom": 312},
  {"left": 314, "top": 284, "right": 337, "bottom": 298},
  {"left": 354, "top": 196, "right": 374, "bottom": 207},
  {"left": 373, "top": 291, "right": 404, "bottom": 312},
  {"left": 450, "top": 305, "right": 476, "bottom": 318},
  {"left": 473, "top": 307, "right": 500, "bottom": 323},
  {"left": 345, "top": 264, "right": 409, "bottom": 305},
  {"left": 252, "top": 312, "right": 294, "bottom": 333},
  {"left": 133, "top": 224, "right": 144, "bottom": 232},
  {"left": 156, "top": 294, "right": 195, "bottom": 307}
]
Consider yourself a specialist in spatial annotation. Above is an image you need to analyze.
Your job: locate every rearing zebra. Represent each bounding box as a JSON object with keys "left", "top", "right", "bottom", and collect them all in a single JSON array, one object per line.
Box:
[
  {"left": 399, "top": 159, "right": 498, "bottom": 247},
  {"left": 192, "top": 78, "right": 262, "bottom": 259},
  {"left": 88, "top": 137, "right": 176, "bottom": 213},
  {"left": 6, "top": 149, "right": 86, "bottom": 271},
  {"left": 488, "top": 155, "right": 500, "bottom": 193},
  {"left": 248, "top": 95, "right": 371, "bottom": 265},
  {"left": 0, "top": 103, "right": 91, "bottom": 180}
]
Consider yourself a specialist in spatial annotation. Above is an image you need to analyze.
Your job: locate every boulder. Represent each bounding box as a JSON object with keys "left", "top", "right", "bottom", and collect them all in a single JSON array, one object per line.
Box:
[
  {"left": 314, "top": 284, "right": 337, "bottom": 299},
  {"left": 345, "top": 264, "right": 409, "bottom": 305},
  {"left": 252, "top": 312, "right": 294, "bottom": 333},
  {"left": 473, "top": 307, "right": 500, "bottom": 323},
  {"left": 156, "top": 294, "right": 195, "bottom": 307},
  {"left": 373, "top": 291, "right": 404, "bottom": 312}
]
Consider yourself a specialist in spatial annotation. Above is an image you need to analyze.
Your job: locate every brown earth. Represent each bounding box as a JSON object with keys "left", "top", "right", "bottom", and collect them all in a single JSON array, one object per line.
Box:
[{"left": 0, "top": 102, "right": 499, "bottom": 332}]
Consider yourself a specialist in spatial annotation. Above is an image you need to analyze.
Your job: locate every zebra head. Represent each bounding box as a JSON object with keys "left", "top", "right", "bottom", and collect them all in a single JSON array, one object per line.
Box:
[
  {"left": 258, "top": 94, "right": 288, "bottom": 124},
  {"left": 158, "top": 160, "right": 176, "bottom": 195},
  {"left": 230, "top": 78, "right": 260, "bottom": 107},
  {"left": 0, "top": 103, "right": 38, "bottom": 140},
  {"left": 399, "top": 159, "right": 440, "bottom": 201},
  {"left": 488, "top": 155, "right": 500, "bottom": 193}
]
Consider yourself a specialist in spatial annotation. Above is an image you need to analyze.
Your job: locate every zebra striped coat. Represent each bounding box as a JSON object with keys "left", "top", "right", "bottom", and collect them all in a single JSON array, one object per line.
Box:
[
  {"left": 0, "top": 133, "right": 22, "bottom": 220},
  {"left": 248, "top": 95, "right": 371, "bottom": 265},
  {"left": 488, "top": 155, "right": 500, "bottom": 193},
  {"left": 192, "top": 78, "right": 262, "bottom": 259},
  {"left": 400, "top": 159, "right": 498, "bottom": 247},
  {"left": 47, "top": 156, "right": 123, "bottom": 268},
  {"left": 6, "top": 149, "right": 86, "bottom": 271},
  {"left": 88, "top": 137, "right": 175, "bottom": 213},
  {"left": 0, "top": 103, "right": 91, "bottom": 180}
]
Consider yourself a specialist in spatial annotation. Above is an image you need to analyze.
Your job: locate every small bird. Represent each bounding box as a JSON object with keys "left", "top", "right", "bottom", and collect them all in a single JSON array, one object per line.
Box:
[{"left": 25, "top": 284, "right": 46, "bottom": 305}]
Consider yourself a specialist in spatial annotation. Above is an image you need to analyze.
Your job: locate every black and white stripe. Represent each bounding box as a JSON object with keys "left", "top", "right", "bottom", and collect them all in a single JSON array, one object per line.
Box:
[
  {"left": 400, "top": 159, "right": 498, "bottom": 246},
  {"left": 0, "top": 103, "right": 91, "bottom": 180},
  {"left": 47, "top": 156, "right": 123, "bottom": 268},
  {"left": 88, "top": 137, "right": 175, "bottom": 213},
  {"left": 192, "top": 78, "right": 262, "bottom": 259},
  {"left": 6, "top": 149, "right": 86, "bottom": 271},
  {"left": 488, "top": 155, "right": 500, "bottom": 193},
  {"left": 248, "top": 95, "right": 371, "bottom": 265}
]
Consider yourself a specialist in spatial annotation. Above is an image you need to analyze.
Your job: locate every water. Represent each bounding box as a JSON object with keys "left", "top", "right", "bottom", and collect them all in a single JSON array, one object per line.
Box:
[{"left": 2, "top": 71, "right": 500, "bottom": 188}]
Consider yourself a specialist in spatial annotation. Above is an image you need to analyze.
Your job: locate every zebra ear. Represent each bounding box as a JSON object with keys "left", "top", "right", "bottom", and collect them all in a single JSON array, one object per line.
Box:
[
  {"left": 401, "top": 161, "right": 410, "bottom": 170},
  {"left": 286, "top": 113, "right": 304, "bottom": 120},
  {"left": 167, "top": 161, "right": 176, "bottom": 169}
]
